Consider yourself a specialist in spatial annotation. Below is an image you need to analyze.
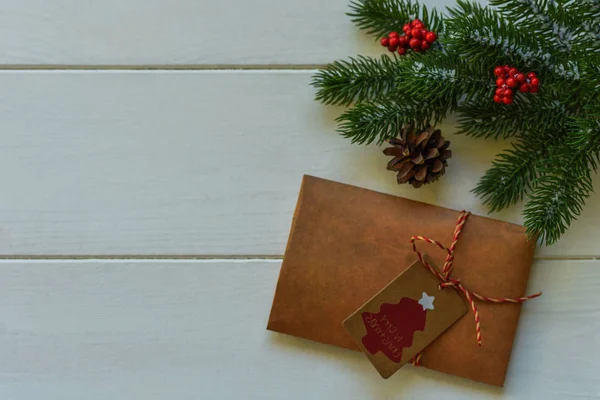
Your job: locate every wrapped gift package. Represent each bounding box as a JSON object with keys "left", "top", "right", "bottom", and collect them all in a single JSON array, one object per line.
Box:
[{"left": 267, "top": 175, "right": 536, "bottom": 386}]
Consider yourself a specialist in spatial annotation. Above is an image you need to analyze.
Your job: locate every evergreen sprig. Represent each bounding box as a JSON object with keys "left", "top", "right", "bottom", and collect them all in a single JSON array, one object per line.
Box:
[
  {"left": 336, "top": 95, "right": 448, "bottom": 144},
  {"left": 348, "top": 0, "right": 444, "bottom": 39},
  {"left": 568, "top": 112, "right": 600, "bottom": 165},
  {"left": 456, "top": 96, "right": 569, "bottom": 139},
  {"left": 489, "top": 0, "right": 588, "bottom": 55},
  {"left": 472, "top": 135, "right": 545, "bottom": 212},
  {"left": 445, "top": 1, "right": 550, "bottom": 69},
  {"left": 395, "top": 51, "right": 493, "bottom": 104},
  {"left": 312, "top": 55, "right": 403, "bottom": 106},
  {"left": 312, "top": 0, "right": 600, "bottom": 245},
  {"left": 524, "top": 151, "right": 594, "bottom": 245}
]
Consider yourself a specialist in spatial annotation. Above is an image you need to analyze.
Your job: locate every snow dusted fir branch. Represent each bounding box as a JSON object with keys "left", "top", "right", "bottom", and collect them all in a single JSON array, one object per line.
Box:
[{"left": 311, "top": 0, "right": 600, "bottom": 245}]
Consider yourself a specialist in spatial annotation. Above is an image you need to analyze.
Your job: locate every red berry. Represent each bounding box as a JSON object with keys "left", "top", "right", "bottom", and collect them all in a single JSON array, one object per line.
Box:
[
  {"left": 389, "top": 37, "right": 399, "bottom": 47},
  {"left": 527, "top": 72, "right": 536, "bottom": 79},
  {"left": 425, "top": 31, "right": 437, "bottom": 43},
  {"left": 516, "top": 73, "right": 526, "bottom": 83},
  {"left": 503, "top": 96, "right": 513, "bottom": 105},
  {"left": 403, "top": 24, "right": 412, "bottom": 34},
  {"left": 495, "top": 88, "right": 504, "bottom": 96},
  {"left": 496, "top": 78, "right": 506, "bottom": 87},
  {"left": 414, "top": 22, "right": 425, "bottom": 30},
  {"left": 421, "top": 40, "right": 430, "bottom": 50},
  {"left": 411, "top": 19, "right": 423, "bottom": 28},
  {"left": 494, "top": 66, "right": 505, "bottom": 77},
  {"left": 494, "top": 95, "right": 503, "bottom": 103},
  {"left": 412, "top": 28, "right": 423, "bottom": 39},
  {"left": 388, "top": 45, "right": 398, "bottom": 52},
  {"left": 509, "top": 67, "right": 519, "bottom": 76},
  {"left": 398, "top": 47, "right": 407, "bottom": 55},
  {"left": 519, "top": 84, "right": 530, "bottom": 93},
  {"left": 381, "top": 37, "right": 390, "bottom": 47},
  {"left": 398, "top": 36, "right": 408, "bottom": 46},
  {"left": 531, "top": 78, "right": 540, "bottom": 87},
  {"left": 503, "top": 88, "right": 514, "bottom": 97},
  {"left": 507, "top": 78, "right": 518, "bottom": 88},
  {"left": 504, "top": 65, "right": 511, "bottom": 72},
  {"left": 409, "top": 38, "right": 421, "bottom": 49},
  {"left": 389, "top": 31, "right": 399, "bottom": 38},
  {"left": 530, "top": 86, "right": 539, "bottom": 93}
]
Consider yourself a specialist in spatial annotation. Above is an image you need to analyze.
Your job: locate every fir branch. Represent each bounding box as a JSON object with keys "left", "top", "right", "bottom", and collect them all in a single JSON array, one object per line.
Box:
[
  {"left": 581, "top": 62, "right": 600, "bottom": 101},
  {"left": 489, "top": 0, "right": 600, "bottom": 55},
  {"left": 335, "top": 96, "right": 448, "bottom": 144},
  {"left": 311, "top": 55, "right": 403, "bottom": 106},
  {"left": 472, "top": 135, "right": 547, "bottom": 212},
  {"left": 445, "top": 0, "right": 581, "bottom": 82},
  {"left": 332, "top": 51, "right": 489, "bottom": 145},
  {"left": 566, "top": 0, "right": 600, "bottom": 53},
  {"left": 348, "top": 0, "right": 444, "bottom": 39},
  {"left": 445, "top": 0, "right": 548, "bottom": 67},
  {"left": 490, "top": 0, "right": 579, "bottom": 55},
  {"left": 456, "top": 96, "right": 569, "bottom": 139},
  {"left": 395, "top": 51, "right": 493, "bottom": 104},
  {"left": 523, "top": 150, "right": 594, "bottom": 245},
  {"left": 568, "top": 113, "right": 600, "bottom": 168}
]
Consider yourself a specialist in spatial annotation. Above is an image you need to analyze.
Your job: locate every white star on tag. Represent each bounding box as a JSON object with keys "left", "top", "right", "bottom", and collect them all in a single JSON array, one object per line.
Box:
[{"left": 418, "top": 292, "right": 435, "bottom": 311}]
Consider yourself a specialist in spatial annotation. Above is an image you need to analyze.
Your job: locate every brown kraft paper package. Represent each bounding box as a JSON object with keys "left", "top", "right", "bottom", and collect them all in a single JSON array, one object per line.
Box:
[{"left": 267, "top": 175, "right": 536, "bottom": 387}]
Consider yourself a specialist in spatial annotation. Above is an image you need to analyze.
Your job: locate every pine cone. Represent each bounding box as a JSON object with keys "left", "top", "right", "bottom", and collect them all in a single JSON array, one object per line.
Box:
[{"left": 383, "top": 125, "right": 452, "bottom": 188}]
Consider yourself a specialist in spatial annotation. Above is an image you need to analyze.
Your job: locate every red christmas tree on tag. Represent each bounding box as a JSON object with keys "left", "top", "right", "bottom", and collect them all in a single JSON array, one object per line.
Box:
[{"left": 361, "top": 292, "right": 434, "bottom": 363}]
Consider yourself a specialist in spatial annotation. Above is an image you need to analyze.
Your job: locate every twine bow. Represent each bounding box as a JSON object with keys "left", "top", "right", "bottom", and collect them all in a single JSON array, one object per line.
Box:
[{"left": 410, "top": 211, "right": 541, "bottom": 367}]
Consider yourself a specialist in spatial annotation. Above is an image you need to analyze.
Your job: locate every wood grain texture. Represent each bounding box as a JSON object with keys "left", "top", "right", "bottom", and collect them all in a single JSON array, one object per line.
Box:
[
  {"left": 0, "top": 71, "right": 597, "bottom": 257},
  {"left": 0, "top": 0, "right": 467, "bottom": 66},
  {"left": 0, "top": 259, "right": 596, "bottom": 399}
]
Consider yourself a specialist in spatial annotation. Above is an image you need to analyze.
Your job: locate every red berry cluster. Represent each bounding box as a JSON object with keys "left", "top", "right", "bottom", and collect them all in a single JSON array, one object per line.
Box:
[
  {"left": 493, "top": 65, "right": 540, "bottom": 105},
  {"left": 380, "top": 19, "right": 437, "bottom": 56}
]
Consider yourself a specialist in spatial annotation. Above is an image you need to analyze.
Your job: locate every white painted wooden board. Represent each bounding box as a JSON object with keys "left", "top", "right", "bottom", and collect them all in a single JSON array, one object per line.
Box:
[
  {"left": 0, "top": 259, "right": 596, "bottom": 399},
  {"left": 0, "top": 71, "right": 597, "bottom": 257},
  {"left": 0, "top": 0, "right": 467, "bottom": 66}
]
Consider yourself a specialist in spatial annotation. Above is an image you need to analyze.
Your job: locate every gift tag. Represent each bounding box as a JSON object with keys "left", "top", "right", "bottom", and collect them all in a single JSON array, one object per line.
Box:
[{"left": 343, "top": 257, "right": 468, "bottom": 379}]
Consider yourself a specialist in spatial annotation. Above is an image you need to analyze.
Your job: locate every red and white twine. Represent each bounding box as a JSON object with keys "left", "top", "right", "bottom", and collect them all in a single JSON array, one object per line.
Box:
[{"left": 410, "top": 211, "right": 541, "bottom": 367}]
